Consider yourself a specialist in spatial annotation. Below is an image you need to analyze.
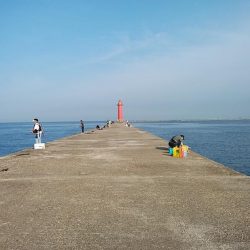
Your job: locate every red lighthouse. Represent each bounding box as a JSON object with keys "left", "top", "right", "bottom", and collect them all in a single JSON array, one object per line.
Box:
[{"left": 117, "top": 100, "right": 124, "bottom": 122}]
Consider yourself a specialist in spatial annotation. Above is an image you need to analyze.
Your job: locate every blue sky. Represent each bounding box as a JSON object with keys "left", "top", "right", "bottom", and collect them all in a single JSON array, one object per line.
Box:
[{"left": 0, "top": 0, "right": 250, "bottom": 121}]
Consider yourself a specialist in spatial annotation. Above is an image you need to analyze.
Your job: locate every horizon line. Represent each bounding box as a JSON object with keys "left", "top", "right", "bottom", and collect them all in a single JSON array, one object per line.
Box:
[{"left": 1, "top": 118, "right": 250, "bottom": 124}]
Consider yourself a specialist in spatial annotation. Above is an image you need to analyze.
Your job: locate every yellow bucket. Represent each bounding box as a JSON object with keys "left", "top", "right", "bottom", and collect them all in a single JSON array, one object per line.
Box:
[{"left": 173, "top": 146, "right": 180, "bottom": 158}]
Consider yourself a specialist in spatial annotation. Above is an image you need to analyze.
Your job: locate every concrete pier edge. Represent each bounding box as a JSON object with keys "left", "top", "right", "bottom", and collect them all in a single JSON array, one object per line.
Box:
[{"left": 0, "top": 123, "right": 249, "bottom": 249}]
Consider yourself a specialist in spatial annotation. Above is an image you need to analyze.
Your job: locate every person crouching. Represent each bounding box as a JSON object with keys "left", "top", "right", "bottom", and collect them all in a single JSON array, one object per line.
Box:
[{"left": 168, "top": 135, "right": 185, "bottom": 148}]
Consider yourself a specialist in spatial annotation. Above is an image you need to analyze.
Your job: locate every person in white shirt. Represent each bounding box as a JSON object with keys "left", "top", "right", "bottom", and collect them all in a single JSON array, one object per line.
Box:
[{"left": 32, "top": 118, "right": 43, "bottom": 144}]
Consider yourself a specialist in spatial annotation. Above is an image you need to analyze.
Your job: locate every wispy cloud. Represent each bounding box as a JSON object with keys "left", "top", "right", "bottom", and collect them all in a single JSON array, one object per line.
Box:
[
  {"left": 75, "top": 24, "right": 250, "bottom": 120},
  {"left": 87, "top": 17, "right": 250, "bottom": 66},
  {"left": 1, "top": 19, "right": 250, "bottom": 121},
  {"left": 87, "top": 32, "right": 172, "bottom": 64}
]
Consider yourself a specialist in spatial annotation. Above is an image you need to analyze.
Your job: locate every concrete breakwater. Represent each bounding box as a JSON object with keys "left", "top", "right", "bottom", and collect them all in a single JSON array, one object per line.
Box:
[{"left": 0, "top": 123, "right": 249, "bottom": 249}]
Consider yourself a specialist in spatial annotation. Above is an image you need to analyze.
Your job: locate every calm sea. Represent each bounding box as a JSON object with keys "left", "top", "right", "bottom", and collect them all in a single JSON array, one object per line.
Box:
[
  {"left": 0, "top": 121, "right": 102, "bottom": 157},
  {"left": 134, "top": 120, "right": 250, "bottom": 176},
  {"left": 0, "top": 120, "right": 250, "bottom": 176}
]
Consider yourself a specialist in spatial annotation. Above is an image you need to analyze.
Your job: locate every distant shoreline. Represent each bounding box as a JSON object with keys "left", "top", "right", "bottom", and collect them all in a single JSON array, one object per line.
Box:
[
  {"left": 132, "top": 119, "right": 250, "bottom": 123},
  {"left": 0, "top": 119, "right": 250, "bottom": 124}
]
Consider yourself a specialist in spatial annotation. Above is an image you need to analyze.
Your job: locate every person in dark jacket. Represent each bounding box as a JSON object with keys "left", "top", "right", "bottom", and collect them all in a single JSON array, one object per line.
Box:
[
  {"left": 80, "top": 120, "right": 84, "bottom": 133},
  {"left": 32, "top": 118, "right": 43, "bottom": 144},
  {"left": 168, "top": 135, "right": 185, "bottom": 148}
]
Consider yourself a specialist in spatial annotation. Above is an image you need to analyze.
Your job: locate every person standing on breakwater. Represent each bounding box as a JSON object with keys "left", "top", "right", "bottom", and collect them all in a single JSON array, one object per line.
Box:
[
  {"left": 32, "top": 118, "right": 43, "bottom": 144},
  {"left": 80, "top": 120, "right": 84, "bottom": 133},
  {"left": 168, "top": 135, "right": 185, "bottom": 148},
  {"left": 106, "top": 120, "right": 111, "bottom": 127}
]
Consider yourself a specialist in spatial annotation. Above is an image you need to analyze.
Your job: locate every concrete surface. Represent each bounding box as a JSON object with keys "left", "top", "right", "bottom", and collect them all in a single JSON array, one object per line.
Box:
[{"left": 0, "top": 123, "right": 249, "bottom": 249}]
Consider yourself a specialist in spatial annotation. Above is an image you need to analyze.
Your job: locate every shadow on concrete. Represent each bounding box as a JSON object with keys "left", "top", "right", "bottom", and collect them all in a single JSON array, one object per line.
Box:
[
  {"left": 15, "top": 153, "right": 30, "bottom": 157},
  {"left": 156, "top": 146, "right": 168, "bottom": 151},
  {"left": 85, "top": 131, "right": 95, "bottom": 134},
  {"left": 0, "top": 168, "right": 8, "bottom": 172}
]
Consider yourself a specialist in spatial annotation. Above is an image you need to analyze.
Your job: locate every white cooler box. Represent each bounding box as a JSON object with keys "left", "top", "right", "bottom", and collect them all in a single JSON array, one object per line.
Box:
[{"left": 34, "top": 143, "right": 46, "bottom": 150}]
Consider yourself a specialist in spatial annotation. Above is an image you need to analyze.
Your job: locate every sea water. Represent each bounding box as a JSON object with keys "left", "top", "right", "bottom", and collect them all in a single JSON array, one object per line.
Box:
[
  {"left": 0, "top": 121, "right": 102, "bottom": 157},
  {"left": 0, "top": 120, "right": 249, "bottom": 176},
  {"left": 134, "top": 120, "right": 250, "bottom": 176}
]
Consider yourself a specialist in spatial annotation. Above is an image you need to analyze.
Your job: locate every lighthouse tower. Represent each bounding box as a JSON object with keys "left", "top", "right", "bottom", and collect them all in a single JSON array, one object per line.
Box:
[{"left": 117, "top": 100, "right": 124, "bottom": 122}]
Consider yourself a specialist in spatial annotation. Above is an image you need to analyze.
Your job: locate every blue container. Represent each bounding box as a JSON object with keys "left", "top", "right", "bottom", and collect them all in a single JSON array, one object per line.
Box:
[{"left": 168, "top": 148, "right": 173, "bottom": 155}]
